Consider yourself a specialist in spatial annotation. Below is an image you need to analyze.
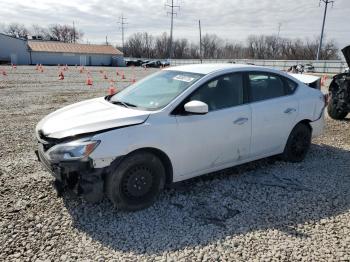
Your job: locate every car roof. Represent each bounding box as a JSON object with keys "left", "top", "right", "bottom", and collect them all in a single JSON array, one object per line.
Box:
[{"left": 165, "top": 63, "right": 261, "bottom": 75}]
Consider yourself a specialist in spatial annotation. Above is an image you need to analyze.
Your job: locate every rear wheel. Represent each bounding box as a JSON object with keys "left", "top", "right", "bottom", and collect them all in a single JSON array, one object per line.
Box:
[
  {"left": 282, "top": 123, "right": 312, "bottom": 163},
  {"left": 105, "top": 152, "right": 165, "bottom": 211}
]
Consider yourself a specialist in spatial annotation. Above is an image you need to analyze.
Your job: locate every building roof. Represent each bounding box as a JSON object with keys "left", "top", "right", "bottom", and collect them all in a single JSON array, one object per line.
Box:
[
  {"left": 27, "top": 41, "right": 123, "bottom": 55},
  {"left": 0, "top": 33, "right": 27, "bottom": 41}
]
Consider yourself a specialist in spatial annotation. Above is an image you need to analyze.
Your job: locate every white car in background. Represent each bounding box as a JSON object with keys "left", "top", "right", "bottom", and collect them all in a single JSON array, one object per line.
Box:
[{"left": 35, "top": 64, "right": 326, "bottom": 210}]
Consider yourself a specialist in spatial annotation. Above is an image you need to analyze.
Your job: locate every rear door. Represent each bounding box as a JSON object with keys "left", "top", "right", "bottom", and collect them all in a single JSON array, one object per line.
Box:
[{"left": 247, "top": 72, "right": 299, "bottom": 157}]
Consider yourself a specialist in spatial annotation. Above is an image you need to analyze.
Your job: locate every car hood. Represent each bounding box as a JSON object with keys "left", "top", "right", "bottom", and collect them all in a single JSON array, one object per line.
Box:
[
  {"left": 36, "top": 97, "right": 150, "bottom": 139},
  {"left": 342, "top": 45, "right": 350, "bottom": 68}
]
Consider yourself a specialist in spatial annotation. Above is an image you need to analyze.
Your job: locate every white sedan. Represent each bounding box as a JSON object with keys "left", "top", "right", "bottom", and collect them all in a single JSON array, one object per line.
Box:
[{"left": 35, "top": 64, "right": 326, "bottom": 210}]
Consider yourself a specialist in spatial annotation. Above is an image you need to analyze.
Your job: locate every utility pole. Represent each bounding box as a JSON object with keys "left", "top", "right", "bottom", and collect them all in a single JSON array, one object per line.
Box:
[
  {"left": 316, "top": 0, "right": 334, "bottom": 60},
  {"left": 277, "top": 22, "right": 282, "bottom": 39},
  {"left": 106, "top": 35, "right": 108, "bottom": 45},
  {"left": 199, "top": 20, "right": 202, "bottom": 63},
  {"left": 73, "top": 21, "right": 76, "bottom": 43},
  {"left": 165, "top": 0, "right": 180, "bottom": 60},
  {"left": 118, "top": 14, "right": 127, "bottom": 54},
  {"left": 274, "top": 22, "right": 282, "bottom": 59}
]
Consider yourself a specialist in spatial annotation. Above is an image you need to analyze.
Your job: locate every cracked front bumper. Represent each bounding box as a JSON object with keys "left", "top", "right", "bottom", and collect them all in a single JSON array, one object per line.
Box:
[{"left": 35, "top": 145, "right": 104, "bottom": 203}]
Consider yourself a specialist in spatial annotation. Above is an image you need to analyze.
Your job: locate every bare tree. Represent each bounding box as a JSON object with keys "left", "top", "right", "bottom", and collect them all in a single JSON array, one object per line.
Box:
[
  {"left": 201, "top": 34, "right": 222, "bottom": 59},
  {"left": 173, "top": 38, "right": 189, "bottom": 58},
  {"left": 5, "top": 23, "right": 29, "bottom": 39},
  {"left": 47, "top": 24, "right": 83, "bottom": 43},
  {"left": 123, "top": 31, "right": 339, "bottom": 60},
  {"left": 154, "top": 33, "right": 169, "bottom": 59},
  {"left": 31, "top": 25, "right": 50, "bottom": 40}
]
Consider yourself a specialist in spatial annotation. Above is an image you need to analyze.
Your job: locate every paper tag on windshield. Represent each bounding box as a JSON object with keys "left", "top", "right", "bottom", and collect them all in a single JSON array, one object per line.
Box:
[{"left": 173, "top": 75, "right": 195, "bottom": 82}]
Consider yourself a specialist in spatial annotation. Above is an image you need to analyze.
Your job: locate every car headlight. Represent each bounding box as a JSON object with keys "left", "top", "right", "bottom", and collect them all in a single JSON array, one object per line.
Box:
[{"left": 46, "top": 138, "right": 100, "bottom": 162}]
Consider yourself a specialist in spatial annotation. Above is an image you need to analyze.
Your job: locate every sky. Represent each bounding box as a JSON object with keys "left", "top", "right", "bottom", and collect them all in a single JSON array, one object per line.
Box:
[{"left": 0, "top": 0, "right": 349, "bottom": 48}]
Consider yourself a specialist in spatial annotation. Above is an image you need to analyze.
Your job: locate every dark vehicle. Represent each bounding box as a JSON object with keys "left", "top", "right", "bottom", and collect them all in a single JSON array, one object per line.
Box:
[
  {"left": 161, "top": 60, "right": 170, "bottom": 67},
  {"left": 288, "top": 64, "right": 304, "bottom": 74},
  {"left": 142, "top": 60, "right": 169, "bottom": 68},
  {"left": 125, "top": 59, "right": 144, "bottom": 67},
  {"left": 328, "top": 45, "right": 350, "bottom": 120},
  {"left": 304, "top": 63, "right": 315, "bottom": 73}
]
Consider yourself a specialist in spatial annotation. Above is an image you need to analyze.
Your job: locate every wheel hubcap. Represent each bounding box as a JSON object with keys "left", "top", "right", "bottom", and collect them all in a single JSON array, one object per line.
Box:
[{"left": 122, "top": 166, "right": 153, "bottom": 198}]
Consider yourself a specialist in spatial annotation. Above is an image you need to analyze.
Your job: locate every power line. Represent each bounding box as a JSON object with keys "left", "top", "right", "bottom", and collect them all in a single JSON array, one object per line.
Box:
[
  {"left": 117, "top": 14, "right": 128, "bottom": 54},
  {"left": 316, "top": 0, "right": 334, "bottom": 60},
  {"left": 165, "top": 0, "right": 180, "bottom": 60}
]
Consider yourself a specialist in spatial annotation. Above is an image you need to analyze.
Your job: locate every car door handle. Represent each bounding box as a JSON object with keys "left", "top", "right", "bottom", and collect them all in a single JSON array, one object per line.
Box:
[
  {"left": 233, "top": 117, "right": 248, "bottom": 125},
  {"left": 284, "top": 108, "right": 296, "bottom": 114}
]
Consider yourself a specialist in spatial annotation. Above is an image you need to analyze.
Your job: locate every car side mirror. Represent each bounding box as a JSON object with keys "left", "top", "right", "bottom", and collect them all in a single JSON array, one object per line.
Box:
[{"left": 184, "top": 100, "right": 208, "bottom": 114}]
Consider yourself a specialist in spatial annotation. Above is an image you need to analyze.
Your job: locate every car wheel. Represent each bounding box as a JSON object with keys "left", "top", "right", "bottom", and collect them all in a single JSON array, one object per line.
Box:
[
  {"left": 282, "top": 123, "right": 312, "bottom": 163},
  {"left": 105, "top": 152, "right": 165, "bottom": 211},
  {"left": 327, "top": 98, "right": 348, "bottom": 120}
]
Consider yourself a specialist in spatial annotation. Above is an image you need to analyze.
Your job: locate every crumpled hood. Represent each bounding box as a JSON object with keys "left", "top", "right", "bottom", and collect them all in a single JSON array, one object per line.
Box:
[
  {"left": 342, "top": 45, "right": 350, "bottom": 68},
  {"left": 36, "top": 97, "right": 150, "bottom": 139}
]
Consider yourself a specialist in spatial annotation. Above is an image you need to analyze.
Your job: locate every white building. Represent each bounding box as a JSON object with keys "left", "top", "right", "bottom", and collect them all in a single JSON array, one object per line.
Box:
[{"left": 0, "top": 33, "right": 124, "bottom": 66}]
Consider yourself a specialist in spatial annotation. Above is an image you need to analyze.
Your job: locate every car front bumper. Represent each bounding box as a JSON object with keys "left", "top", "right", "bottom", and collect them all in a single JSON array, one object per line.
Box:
[{"left": 35, "top": 144, "right": 105, "bottom": 203}]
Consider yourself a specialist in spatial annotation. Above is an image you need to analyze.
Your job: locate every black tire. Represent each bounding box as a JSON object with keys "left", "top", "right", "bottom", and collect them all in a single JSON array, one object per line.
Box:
[
  {"left": 282, "top": 123, "right": 312, "bottom": 163},
  {"left": 327, "top": 98, "right": 348, "bottom": 120},
  {"left": 105, "top": 152, "right": 165, "bottom": 211}
]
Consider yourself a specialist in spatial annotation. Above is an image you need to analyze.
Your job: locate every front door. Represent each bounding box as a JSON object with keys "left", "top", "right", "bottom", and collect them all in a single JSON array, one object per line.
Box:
[{"left": 174, "top": 73, "right": 252, "bottom": 178}]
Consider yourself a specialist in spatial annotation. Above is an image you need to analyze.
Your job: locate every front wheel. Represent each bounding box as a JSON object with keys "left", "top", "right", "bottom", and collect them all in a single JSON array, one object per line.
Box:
[
  {"left": 282, "top": 123, "right": 312, "bottom": 163},
  {"left": 105, "top": 152, "right": 165, "bottom": 211}
]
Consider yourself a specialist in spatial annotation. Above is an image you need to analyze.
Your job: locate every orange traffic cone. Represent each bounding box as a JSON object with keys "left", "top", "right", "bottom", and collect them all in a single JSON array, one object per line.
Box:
[
  {"left": 108, "top": 81, "right": 117, "bottom": 96},
  {"left": 86, "top": 77, "right": 93, "bottom": 86},
  {"left": 58, "top": 71, "right": 64, "bottom": 80},
  {"left": 79, "top": 67, "right": 84, "bottom": 74},
  {"left": 321, "top": 75, "right": 328, "bottom": 86},
  {"left": 108, "top": 86, "right": 117, "bottom": 95}
]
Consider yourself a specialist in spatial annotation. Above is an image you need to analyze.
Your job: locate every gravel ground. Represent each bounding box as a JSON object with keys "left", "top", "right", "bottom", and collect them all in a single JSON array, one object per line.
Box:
[{"left": 0, "top": 65, "right": 349, "bottom": 261}]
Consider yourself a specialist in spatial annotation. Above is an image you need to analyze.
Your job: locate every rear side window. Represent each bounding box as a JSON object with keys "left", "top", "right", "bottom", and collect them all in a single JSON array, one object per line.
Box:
[
  {"left": 248, "top": 73, "right": 286, "bottom": 102},
  {"left": 285, "top": 78, "right": 298, "bottom": 94}
]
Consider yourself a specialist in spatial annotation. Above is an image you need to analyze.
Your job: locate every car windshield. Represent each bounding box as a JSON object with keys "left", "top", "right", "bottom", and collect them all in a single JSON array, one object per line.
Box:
[{"left": 110, "top": 70, "right": 204, "bottom": 110}]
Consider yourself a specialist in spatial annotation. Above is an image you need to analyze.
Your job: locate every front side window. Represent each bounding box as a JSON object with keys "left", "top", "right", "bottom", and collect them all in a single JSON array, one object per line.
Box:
[
  {"left": 248, "top": 73, "right": 285, "bottom": 102},
  {"left": 188, "top": 73, "right": 244, "bottom": 111},
  {"left": 110, "top": 70, "right": 203, "bottom": 110}
]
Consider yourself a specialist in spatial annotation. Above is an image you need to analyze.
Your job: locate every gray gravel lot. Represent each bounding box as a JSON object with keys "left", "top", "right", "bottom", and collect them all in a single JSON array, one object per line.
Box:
[{"left": 0, "top": 65, "right": 349, "bottom": 261}]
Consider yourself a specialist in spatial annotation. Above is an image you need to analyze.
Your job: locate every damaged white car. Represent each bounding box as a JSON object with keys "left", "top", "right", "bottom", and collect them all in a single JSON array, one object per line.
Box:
[{"left": 35, "top": 64, "right": 326, "bottom": 210}]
